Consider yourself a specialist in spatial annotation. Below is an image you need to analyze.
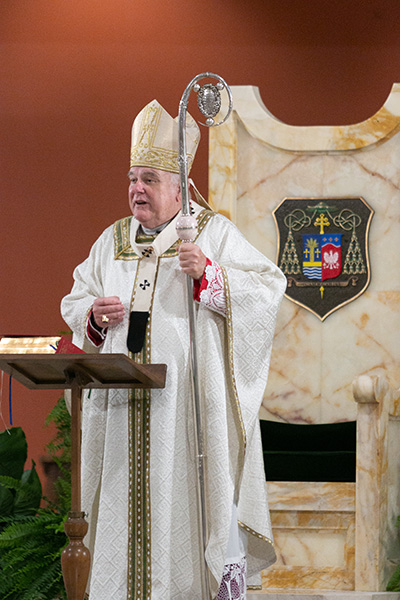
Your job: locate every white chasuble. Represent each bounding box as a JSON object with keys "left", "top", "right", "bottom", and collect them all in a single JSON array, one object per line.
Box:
[{"left": 61, "top": 204, "right": 286, "bottom": 600}]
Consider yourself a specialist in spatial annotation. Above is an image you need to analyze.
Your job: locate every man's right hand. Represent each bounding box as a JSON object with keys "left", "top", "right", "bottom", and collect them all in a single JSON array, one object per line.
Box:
[{"left": 92, "top": 297, "right": 125, "bottom": 328}]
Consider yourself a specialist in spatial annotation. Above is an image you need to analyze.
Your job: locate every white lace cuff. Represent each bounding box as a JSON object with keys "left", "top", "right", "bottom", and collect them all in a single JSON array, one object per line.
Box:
[{"left": 199, "top": 260, "right": 226, "bottom": 316}]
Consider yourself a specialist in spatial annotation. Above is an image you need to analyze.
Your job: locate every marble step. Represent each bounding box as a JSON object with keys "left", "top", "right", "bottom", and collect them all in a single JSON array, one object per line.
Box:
[{"left": 247, "top": 591, "right": 400, "bottom": 600}]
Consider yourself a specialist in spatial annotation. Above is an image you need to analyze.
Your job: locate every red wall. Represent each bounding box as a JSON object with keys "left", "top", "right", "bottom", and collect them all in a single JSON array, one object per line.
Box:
[{"left": 1, "top": 0, "right": 400, "bottom": 483}]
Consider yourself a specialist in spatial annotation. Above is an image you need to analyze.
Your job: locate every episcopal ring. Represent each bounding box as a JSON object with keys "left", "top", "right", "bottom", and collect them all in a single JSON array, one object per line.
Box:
[{"left": 101, "top": 314, "right": 109, "bottom": 323}]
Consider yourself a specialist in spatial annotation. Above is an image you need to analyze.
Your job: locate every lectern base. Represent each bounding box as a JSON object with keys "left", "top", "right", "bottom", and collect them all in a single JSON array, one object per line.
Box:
[{"left": 61, "top": 511, "right": 90, "bottom": 600}]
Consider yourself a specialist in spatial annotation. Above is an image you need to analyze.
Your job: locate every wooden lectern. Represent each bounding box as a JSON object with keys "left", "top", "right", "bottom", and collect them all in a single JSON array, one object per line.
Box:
[{"left": 0, "top": 353, "right": 167, "bottom": 600}]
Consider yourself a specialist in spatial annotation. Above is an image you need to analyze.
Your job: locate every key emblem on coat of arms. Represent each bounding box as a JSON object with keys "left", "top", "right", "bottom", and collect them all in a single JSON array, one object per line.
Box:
[{"left": 273, "top": 198, "right": 374, "bottom": 320}]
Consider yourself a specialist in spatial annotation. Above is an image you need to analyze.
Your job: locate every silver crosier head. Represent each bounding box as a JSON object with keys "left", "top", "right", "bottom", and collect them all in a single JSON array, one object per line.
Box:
[{"left": 177, "top": 73, "right": 233, "bottom": 222}]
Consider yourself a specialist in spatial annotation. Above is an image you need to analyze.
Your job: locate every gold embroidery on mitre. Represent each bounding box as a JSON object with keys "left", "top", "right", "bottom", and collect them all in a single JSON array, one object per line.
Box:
[{"left": 130, "top": 100, "right": 200, "bottom": 174}]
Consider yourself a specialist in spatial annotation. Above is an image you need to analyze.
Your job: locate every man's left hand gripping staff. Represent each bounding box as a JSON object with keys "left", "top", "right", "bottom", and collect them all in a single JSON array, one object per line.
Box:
[{"left": 178, "top": 242, "right": 207, "bottom": 281}]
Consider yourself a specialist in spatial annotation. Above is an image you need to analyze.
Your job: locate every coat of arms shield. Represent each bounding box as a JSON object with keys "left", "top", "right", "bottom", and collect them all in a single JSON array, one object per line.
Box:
[{"left": 273, "top": 197, "right": 374, "bottom": 320}]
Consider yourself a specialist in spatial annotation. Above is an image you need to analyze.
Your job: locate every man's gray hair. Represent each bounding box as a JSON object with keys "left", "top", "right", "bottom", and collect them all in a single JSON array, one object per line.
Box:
[
  {"left": 169, "top": 172, "right": 180, "bottom": 187},
  {"left": 169, "top": 171, "right": 192, "bottom": 199}
]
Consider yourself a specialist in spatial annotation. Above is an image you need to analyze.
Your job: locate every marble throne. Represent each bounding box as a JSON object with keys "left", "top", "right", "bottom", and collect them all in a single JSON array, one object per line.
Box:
[{"left": 208, "top": 85, "right": 400, "bottom": 597}]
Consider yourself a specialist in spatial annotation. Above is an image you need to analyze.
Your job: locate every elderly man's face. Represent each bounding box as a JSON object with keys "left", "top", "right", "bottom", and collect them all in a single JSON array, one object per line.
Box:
[{"left": 128, "top": 167, "right": 181, "bottom": 229}]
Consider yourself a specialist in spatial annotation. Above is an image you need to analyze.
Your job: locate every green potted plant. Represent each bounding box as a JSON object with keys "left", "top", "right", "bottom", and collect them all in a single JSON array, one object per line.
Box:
[
  {"left": 0, "top": 397, "right": 71, "bottom": 600},
  {"left": 0, "top": 426, "right": 42, "bottom": 530}
]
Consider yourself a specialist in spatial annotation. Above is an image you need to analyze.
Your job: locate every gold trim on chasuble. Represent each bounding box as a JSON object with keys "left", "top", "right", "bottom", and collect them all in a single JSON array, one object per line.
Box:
[
  {"left": 114, "top": 217, "right": 139, "bottom": 260},
  {"left": 114, "top": 211, "right": 214, "bottom": 599},
  {"left": 113, "top": 208, "right": 233, "bottom": 598},
  {"left": 238, "top": 520, "right": 275, "bottom": 548},
  {"left": 221, "top": 267, "right": 275, "bottom": 551},
  {"left": 113, "top": 210, "right": 215, "bottom": 261},
  {"left": 221, "top": 266, "right": 246, "bottom": 458},
  {"left": 125, "top": 257, "right": 160, "bottom": 600}
]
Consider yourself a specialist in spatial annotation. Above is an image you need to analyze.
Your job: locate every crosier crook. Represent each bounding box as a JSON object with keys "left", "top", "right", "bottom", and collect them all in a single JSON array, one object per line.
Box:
[{"left": 175, "top": 74, "right": 233, "bottom": 600}]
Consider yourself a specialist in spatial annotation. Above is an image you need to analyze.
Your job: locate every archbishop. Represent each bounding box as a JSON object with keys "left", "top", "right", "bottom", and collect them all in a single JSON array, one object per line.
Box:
[{"left": 61, "top": 99, "right": 286, "bottom": 600}]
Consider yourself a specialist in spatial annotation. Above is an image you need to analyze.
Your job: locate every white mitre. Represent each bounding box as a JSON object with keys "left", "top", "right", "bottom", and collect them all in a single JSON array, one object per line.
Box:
[
  {"left": 130, "top": 99, "right": 200, "bottom": 174},
  {"left": 130, "top": 99, "right": 211, "bottom": 209}
]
